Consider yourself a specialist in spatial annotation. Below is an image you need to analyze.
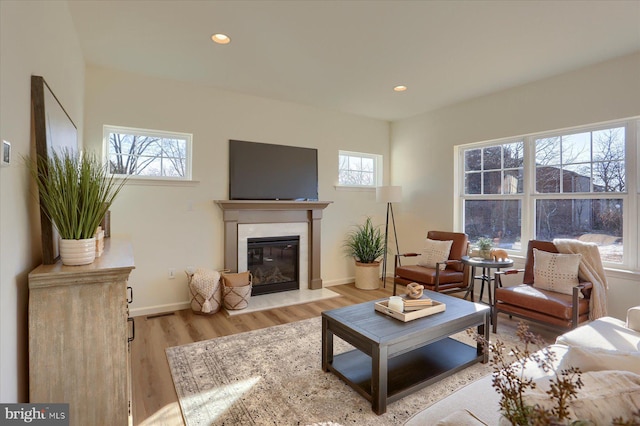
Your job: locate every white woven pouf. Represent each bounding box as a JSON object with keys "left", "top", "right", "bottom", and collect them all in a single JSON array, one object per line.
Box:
[{"left": 188, "top": 268, "right": 222, "bottom": 315}]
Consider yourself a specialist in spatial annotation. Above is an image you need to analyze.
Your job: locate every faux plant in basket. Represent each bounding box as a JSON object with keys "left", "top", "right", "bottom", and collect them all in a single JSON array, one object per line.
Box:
[
  {"left": 344, "top": 216, "right": 385, "bottom": 290},
  {"left": 27, "top": 149, "right": 127, "bottom": 266}
]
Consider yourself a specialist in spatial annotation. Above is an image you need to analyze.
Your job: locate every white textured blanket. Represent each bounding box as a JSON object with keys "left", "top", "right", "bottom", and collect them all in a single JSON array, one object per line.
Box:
[{"left": 553, "top": 238, "right": 608, "bottom": 319}]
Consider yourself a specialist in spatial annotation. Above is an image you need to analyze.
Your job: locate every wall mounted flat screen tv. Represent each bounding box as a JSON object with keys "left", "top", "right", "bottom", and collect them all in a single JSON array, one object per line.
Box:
[{"left": 229, "top": 140, "right": 318, "bottom": 201}]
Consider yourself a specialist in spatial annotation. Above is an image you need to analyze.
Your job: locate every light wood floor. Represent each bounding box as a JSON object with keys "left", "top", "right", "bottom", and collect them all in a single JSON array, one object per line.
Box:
[
  {"left": 131, "top": 283, "right": 397, "bottom": 425},
  {"left": 130, "top": 282, "right": 560, "bottom": 426}
]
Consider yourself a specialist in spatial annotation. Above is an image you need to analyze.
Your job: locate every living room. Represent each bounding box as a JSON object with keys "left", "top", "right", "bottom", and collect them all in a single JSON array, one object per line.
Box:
[{"left": 2, "top": 0, "right": 640, "bottom": 424}]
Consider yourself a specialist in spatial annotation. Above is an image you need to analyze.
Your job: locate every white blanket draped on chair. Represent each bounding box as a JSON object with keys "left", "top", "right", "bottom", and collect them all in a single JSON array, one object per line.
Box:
[{"left": 553, "top": 238, "right": 608, "bottom": 320}]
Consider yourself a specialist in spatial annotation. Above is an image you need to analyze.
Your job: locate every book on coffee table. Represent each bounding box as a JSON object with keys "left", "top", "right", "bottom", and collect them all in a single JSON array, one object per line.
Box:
[
  {"left": 403, "top": 298, "right": 435, "bottom": 311},
  {"left": 374, "top": 298, "right": 446, "bottom": 322}
]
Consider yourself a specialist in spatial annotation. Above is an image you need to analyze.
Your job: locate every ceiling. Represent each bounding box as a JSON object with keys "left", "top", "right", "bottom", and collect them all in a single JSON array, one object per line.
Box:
[{"left": 68, "top": 0, "right": 640, "bottom": 122}]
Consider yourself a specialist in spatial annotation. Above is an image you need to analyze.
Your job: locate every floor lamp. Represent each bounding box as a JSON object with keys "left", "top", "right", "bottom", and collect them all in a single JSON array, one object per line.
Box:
[{"left": 376, "top": 186, "right": 402, "bottom": 287}]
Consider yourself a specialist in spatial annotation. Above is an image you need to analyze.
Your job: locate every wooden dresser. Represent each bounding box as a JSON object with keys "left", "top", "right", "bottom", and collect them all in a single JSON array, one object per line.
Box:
[{"left": 28, "top": 239, "right": 135, "bottom": 426}]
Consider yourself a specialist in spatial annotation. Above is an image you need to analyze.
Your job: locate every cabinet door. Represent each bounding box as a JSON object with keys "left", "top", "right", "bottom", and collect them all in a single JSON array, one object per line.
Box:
[{"left": 29, "top": 279, "right": 129, "bottom": 426}]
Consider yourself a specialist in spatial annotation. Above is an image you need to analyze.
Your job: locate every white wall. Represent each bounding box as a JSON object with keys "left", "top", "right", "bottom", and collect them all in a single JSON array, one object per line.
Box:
[
  {"left": 0, "top": 1, "right": 85, "bottom": 402},
  {"left": 391, "top": 52, "right": 640, "bottom": 319},
  {"left": 83, "top": 66, "right": 390, "bottom": 315}
]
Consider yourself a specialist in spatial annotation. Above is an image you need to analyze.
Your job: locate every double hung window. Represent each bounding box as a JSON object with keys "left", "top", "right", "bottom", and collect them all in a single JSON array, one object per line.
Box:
[
  {"left": 462, "top": 141, "right": 524, "bottom": 252},
  {"left": 457, "top": 119, "right": 637, "bottom": 267}
]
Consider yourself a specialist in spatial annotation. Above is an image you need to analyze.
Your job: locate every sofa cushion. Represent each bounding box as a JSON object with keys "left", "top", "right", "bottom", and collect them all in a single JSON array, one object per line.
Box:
[
  {"left": 533, "top": 249, "right": 582, "bottom": 296},
  {"left": 494, "top": 284, "right": 589, "bottom": 320},
  {"left": 404, "top": 374, "right": 499, "bottom": 426},
  {"left": 436, "top": 409, "right": 488, "bottom": 425},
  {"left": 557, "top": 346, "right": 640, "bottom": 375},
  {"left": 627, "top": 306, "right": 640, "bottom": 333},
  {"left": 417, "top": 238, "right": 452, "bottom": 270},
  {"left": 556, "top": 316, "right": 640, "bottom": 352},
  {"left": 522, "top": 370, "right": 640, "bottom": 425},
  {"left": 395, "top": 265, "right": 464, "bottom": 285}
]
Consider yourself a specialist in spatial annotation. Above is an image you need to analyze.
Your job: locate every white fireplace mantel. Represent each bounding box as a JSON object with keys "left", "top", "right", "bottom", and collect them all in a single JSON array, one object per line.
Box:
[{"left": 215, "top": 200, "right": 332, "bottom": 290}]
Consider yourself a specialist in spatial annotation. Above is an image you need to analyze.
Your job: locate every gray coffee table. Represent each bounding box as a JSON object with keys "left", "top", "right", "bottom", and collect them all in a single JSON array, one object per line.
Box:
[{"left": 321, "top": 290, "right": 489, "bottom": 414}]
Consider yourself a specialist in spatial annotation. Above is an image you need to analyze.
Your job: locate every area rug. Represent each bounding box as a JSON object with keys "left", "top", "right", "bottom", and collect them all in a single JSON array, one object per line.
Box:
[{"left": 166, "top": 316, "right": 539, "bottom": 426}]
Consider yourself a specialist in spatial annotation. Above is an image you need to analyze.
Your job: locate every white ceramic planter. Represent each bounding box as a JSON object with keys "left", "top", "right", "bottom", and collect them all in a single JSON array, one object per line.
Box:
[
  {"left": 354, "top": 261, "right": 380, "bottom": 290},
  {"left": 59, "top": 237, "right": 97, "bottom": 266}
]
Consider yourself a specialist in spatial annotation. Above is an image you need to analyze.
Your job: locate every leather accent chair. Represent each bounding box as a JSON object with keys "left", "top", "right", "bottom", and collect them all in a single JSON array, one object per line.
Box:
[
  {"left": 492, "top": 240, "right": 593, "bottom": 333},
  {"left": 393, "top": 231, "right": 470, "bottom": 296}
]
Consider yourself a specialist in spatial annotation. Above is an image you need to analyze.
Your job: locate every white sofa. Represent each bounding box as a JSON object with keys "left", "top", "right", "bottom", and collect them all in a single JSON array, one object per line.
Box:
[{"left": 405, "top": 308, "right": 640, "bottom": 425}]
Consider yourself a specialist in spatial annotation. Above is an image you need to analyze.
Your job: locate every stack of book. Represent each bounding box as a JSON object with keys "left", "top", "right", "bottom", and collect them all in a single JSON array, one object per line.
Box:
[{"left": 404, "top": 298, "right": 434, "bottom": 311}]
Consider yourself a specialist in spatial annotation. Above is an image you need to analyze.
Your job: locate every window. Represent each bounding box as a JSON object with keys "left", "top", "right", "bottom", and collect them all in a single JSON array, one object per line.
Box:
[
  {"left": 104, "top": 125, "right": 192, "bottom": 180},
  {"left": 462, "top": 141, "right": 524, "bottom": 250},
  {"left": 338, "top": 150, "right": 382, "bottom": 187},
  {"left": 464, "top": 142, "right": 524, "bottom": 195},
  {"left": 535, "top": 128, "right": 625, "bottom": 194},
  {"left": 533, "top": 127, "right": 625, "bottom": 263},
  {"left": 457, "top": 119, "right": 638, "bottom": 268}
]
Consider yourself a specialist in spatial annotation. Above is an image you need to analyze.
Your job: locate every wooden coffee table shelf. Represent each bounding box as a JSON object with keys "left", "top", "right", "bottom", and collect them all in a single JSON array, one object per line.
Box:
[{"left": 321, "top": 291, "right": 489, "bottom": 414}]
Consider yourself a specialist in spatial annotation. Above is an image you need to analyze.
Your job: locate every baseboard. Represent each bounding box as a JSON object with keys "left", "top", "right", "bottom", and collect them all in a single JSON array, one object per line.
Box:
[
  {"left": 322, "top": 277, "right": 355, "bottom": 286},
  {"left": 130, "top": 301, "right": 191, "bottom": 317},
  {"left": 129, "top": 277, "right": 386, "bottom": 316},
  {"left": 323, "top": 275, "right": 394, "bottom": 287}
]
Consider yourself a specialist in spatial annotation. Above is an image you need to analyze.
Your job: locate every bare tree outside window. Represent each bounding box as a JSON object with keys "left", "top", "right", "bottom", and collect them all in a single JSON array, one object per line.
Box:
[
  {"left": 464, "top": 199, "right": 522, "bottom": 249},
  {"left": 104, "top": 126, "right": 191, "bottom": 180},
  {"left": 531, "top": 127, "right": 625, "bottom": 262},
  {"left": 109, "top": 133, "right": 161, "bottom": 175},
  {"left": 463, "top": 142, "right": 524, "bottom": 248},
  {"left": 462, "top": 125, "right": 627, "bottom": 263},
  {"left": 338, "top": 151, "right": 380, "bottom": 186},
  {"left": 463, "top": 141, "right": 524, "bottom": 196},
  {"left": 593, "top": 128, "right": 625, "bottom": 192}
]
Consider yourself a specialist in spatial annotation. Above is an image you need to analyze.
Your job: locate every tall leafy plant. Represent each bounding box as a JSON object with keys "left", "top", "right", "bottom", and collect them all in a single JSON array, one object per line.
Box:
[
  {"left": 28, "top": 149, "right": 127, "bottom": 240},
  {"left": 344, "top": 216, "right": 385, "bottom": 263}
]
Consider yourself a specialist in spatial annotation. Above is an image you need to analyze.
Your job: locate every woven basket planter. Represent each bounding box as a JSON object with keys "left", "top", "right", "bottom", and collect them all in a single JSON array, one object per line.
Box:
[
  {"left": 354, "top": 261, "right": 380, "bottom": 290},
  {"left": 222, "top": 271, "right": 253, "bottom": 310}
]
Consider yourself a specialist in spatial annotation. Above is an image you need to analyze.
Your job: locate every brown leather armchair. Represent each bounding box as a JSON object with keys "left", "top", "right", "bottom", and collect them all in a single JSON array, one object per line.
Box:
[
  {"left": 393, "top": 231, "right": 470, "bottom": 296},
  {"left": 492, "top": 240, "right": 593, "bottom": 333}
]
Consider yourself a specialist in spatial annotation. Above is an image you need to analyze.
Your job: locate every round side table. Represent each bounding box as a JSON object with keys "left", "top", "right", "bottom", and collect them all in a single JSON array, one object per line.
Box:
[{"left": 461, "top": 256, "right": 514, "bottom": 307}]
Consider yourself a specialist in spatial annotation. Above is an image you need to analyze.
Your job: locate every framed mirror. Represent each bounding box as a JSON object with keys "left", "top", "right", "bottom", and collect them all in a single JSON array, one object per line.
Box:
[{"left": 31, "top": 75, "right": 78, "bottom": 264}]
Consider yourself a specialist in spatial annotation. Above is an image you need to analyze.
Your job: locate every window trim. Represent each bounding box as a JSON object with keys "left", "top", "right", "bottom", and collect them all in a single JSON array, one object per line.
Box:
[
  {"left": 455, "top": 117, "right": 639, "bottom": 271},
  {"left": 103, "top": 125, "right": 193, "bottom": 181},
  {"left": 337, "top": 150, "right": 383, "bottom": 188}
]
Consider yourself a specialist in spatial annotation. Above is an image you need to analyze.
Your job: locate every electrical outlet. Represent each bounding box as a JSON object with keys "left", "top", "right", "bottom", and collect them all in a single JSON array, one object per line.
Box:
[{"left": 168, "top": 268, "right": 176, "bottom": 279}]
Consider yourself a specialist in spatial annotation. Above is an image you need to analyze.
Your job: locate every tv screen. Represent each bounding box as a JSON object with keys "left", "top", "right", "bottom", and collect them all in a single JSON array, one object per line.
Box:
[{"left": 229, "top": 140, "right": 318, "bottom": 201}]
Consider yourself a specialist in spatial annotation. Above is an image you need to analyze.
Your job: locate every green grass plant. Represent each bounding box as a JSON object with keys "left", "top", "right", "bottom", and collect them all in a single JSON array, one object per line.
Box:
[
  {"left": 344, "top": 216, "right": 385, "bottom": 263},
  {"left": 28, "top": 149, "right": 127, "bottom": 240}
]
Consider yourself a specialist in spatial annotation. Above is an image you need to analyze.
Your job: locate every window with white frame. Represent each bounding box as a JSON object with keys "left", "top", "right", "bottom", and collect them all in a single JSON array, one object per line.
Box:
[
  {"left": 338, "top": 150, "right": 382, "bottom": 187},
  {"left": 462, "top": 141, "right": 524, "bottom": 253},
  {"left": 457, "top": 119, "right": 638, "bottom": 268},
  {"left": 104, "top": 125, "right": 192, "bottom": 180}
]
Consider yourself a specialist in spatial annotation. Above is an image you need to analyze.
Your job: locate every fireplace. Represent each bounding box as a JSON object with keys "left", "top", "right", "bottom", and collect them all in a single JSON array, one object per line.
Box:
[
  {"left": 248, "top": 236, "right": 299, "bottom": 295},
  {"left": 215, "top": 200, "right": 332, "bottom": 291}
]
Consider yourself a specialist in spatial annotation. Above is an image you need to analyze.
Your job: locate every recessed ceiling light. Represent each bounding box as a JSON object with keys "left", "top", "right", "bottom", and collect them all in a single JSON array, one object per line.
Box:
[
  {"left": 393, "top": 85, "right": 407, "bottom": 92},
  {"left": 211, "top": 33, "right": 231, "bottom": 44}
]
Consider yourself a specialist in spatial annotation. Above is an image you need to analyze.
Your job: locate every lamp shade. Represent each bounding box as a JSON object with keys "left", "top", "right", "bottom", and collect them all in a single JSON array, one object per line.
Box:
[{"left": 376, "top": 186, "right": 402, "bottom": 203}]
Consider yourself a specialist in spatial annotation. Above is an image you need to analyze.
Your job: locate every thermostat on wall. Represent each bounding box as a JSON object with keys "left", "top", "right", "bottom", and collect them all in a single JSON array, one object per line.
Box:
[{"left": 1, "top": 140, "right": 10, "bottom": 166}]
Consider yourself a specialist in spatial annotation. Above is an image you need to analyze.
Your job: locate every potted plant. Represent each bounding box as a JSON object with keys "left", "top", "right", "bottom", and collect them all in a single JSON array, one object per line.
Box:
[
  {"left": 28, "top": 148, "right": 127, "bottom": 265},
  {"left": 477, "top": 237, "right": 493, "bottom": 260},
  {"left": 344, "top": 216, "right": 385, "bottom": 290}
]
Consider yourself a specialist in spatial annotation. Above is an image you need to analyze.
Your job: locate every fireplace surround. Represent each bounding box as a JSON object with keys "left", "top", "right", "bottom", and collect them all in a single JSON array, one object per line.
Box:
[{"left": 215, "top": 200, "right": 332, "bottom": 290}]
